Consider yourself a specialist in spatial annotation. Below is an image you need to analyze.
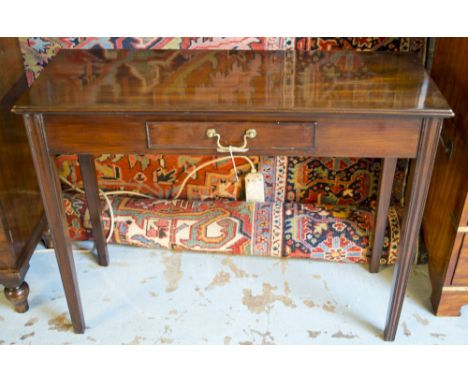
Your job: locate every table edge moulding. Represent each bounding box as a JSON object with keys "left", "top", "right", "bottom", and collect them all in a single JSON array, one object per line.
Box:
[{"left": 12, "top": 49, "right": 453, "bottom": 341}]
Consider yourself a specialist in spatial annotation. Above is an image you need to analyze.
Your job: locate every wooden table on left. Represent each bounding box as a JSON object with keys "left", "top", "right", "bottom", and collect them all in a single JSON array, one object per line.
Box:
[{"left": 0, "top": 38, "right": 46, "bottom": 313}]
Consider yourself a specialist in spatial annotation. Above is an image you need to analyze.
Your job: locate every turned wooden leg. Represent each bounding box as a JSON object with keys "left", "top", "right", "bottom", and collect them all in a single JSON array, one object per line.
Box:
[
  {"left": 4, "top": 282, "right": 30, "bottom": 313},
  {"left": 78, "top": 154, "right": 109, "bottom": 266},
  {"left": 369, "top": 158, "right": 397, "bottom": 273},
  {"left": 24, "top": 113, "right": 85, "bottom": 334},
  {"left": 384, "top": 118, "right": 443, "bottom": 341}
]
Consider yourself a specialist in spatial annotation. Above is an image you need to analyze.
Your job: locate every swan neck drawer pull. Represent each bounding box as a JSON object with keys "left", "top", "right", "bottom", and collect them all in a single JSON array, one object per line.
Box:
[{"left": 206, "top": 128, "right": 257, "bottom": 153}]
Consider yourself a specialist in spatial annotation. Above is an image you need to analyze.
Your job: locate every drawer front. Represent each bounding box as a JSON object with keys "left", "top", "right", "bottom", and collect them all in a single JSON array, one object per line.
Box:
[
  {"left": 44, "top": 115, "right": 421, "bottom": 157},
  {"left": 145, "top": 121, "right": 315, "bottom": 152}
]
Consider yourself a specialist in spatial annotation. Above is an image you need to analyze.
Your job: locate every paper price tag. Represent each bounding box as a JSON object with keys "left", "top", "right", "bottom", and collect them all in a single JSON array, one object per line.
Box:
[{"left": 245, "top": 172, "right": 265, "bottom": 202}]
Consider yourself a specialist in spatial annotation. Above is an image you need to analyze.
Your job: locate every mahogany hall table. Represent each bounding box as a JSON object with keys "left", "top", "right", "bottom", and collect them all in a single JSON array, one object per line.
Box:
[{"left": 12, "top": 49, "right": 453, "bottom": 341}]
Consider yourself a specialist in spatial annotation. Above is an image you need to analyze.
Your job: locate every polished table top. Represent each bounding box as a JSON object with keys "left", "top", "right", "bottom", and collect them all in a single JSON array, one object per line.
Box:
[{"left": 13, "top": 49, "right": 452, "bottom": 117}]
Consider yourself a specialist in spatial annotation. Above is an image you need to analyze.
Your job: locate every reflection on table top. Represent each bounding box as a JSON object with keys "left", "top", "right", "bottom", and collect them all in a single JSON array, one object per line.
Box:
[{"left": 14, "top": 49, "right": 452, "bottom": 117}]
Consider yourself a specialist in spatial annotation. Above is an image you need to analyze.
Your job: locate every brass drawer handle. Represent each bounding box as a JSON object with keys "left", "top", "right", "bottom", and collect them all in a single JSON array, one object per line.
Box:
[{"left": 206, "top": 128, "right": 257, "bottom": 153}]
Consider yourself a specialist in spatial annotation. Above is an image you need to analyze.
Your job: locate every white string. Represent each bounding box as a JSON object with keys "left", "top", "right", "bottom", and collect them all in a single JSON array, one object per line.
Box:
[{"left": 229, "top": 146, "right": 239, "bottom": 183}]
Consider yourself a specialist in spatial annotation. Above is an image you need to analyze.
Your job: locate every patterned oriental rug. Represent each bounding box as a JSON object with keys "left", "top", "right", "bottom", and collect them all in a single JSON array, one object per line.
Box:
[
  {"left": 64, "top": 195, "right": 400, "bottom": 264},
  {"left": 60, "top": 155, "right": 401, "bottom": 265},
  {"left": 19, "top": 37, "right": 428, "bottom": 264}
]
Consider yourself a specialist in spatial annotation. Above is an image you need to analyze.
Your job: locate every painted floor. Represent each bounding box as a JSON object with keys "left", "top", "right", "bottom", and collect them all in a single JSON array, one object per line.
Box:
[{"left": 1, "top": 242, "right": 468, "bottom": 345}]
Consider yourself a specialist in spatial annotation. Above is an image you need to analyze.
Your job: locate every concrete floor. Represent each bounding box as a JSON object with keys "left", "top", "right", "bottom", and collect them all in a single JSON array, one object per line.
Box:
[{"left": 1, "top": 242, "right": 468, "bottom": 345}]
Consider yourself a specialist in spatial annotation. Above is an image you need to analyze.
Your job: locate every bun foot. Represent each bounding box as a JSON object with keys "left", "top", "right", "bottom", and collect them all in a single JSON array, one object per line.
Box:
[{"left": 4, "top": 282, "right": 30, "bottom": 313}]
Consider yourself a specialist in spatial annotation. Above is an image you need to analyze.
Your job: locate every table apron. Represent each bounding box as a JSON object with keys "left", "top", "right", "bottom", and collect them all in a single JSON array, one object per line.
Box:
[{"left": 43, "top": 114, "right": 422, "bottom": 158}]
